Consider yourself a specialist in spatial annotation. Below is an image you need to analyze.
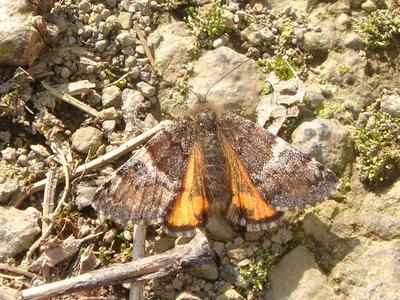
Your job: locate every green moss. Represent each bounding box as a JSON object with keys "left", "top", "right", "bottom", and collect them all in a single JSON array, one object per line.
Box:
[
  {"left": 355, "top": 111, "right": 400, "bottom": 187},
  {"left": 316, "top": 101, "right": 345, "bottom": 119},
  {"left": 357, "top": 8, "right": 400, "bottom": 49},
  {"left": 239, "top": 248, "right": 278, "bottom": 299},
  {"left": 184, "top": 1, "right": 231, "bottom": 48},
  {"left": 258, "top": 56, "right": 298, "bottom": 81}
]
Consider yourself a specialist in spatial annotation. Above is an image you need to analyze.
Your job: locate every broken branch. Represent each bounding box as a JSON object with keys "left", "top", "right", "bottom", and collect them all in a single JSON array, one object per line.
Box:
[{"left": 19, "top": 232, "right": 213, "bottom": 300}]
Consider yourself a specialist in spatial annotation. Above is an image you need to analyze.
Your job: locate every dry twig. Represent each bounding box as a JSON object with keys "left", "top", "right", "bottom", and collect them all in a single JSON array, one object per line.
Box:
[
  {"left": 12, "top": 121, "right": 171, "bottom": 207},
  {"left": 19, "top": 232, "right": 213, "bottom": 300},
  {"left": 133, "top": 21, "right": 156, "bottom": 70},
  {"left": 129, "top": 224, "right": 146, "bottom": 300}
]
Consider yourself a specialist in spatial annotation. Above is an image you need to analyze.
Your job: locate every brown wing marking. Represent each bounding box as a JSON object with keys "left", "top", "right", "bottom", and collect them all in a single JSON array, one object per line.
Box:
[
  {"left": 165, "top": 141, "right": 210, "bottom": 236},
  {"left": 220, "top": 134, "right": 281, "bottom": 231}
]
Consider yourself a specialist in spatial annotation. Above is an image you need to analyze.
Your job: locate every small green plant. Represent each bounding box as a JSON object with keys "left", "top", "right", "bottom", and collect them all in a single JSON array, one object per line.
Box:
[
  {"left": 316, "top": 101, "right": 345, "bottom": 118},
  {"left": 239, "top": 248, "right": 278, "bottom": 298},
  {"left": 185, "top": 1, "right": 231, "bottom": 48},
  {"left": 357, "top": 8, "right": 400, "bottom": 49},
  {"left": 278, "top": 19, "right": 295, "bottom": 46},
  {"left": 355, "top": 111, "right": 400, "bottom": 187},
  {"left": 258, "top": 56, "right": 298, "bottom": 81}
]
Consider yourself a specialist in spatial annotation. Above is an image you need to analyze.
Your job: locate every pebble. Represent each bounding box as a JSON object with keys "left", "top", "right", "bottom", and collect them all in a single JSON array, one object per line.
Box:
[
  {"left": 136, "top": 81, "right": 156, "bottom": 97},
  {"left": 101, "top": 86, "right": 122, "bottom": 108},
  {"left": 30, "top": 144, "right": 50, "bottom": 157},
  {"left": 118, "top": 12, "right": 132, "bottom": 29},
  {"left": 1, "top": 147, "right": 17, "bottom": 161},
  {"left": 102, "top": 120, "right": 116, "bottom": 134},
  {"left": 116, "top": 31, "right": 136, "bottom": 48},
  {"left": 361, "top": 0, "right": 377, "bottom": 12},
  {"left": 71, "top": 126, "right": 103, "bottom": 154},
  {"left": 381, "top": 94, "right": 400, "bottom": 117}
]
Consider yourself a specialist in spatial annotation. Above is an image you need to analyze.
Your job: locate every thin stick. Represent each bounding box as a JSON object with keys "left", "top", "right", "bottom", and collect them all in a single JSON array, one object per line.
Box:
[
  {"left": 42, "top": 170, "right": 57, "bottom": 232},
  {"left": 19, "top": 232, "right": 213, "bottom": 300},
  {"left": 129, "top": 224, "right": 146, "bottom": 300},
  {"left": 26, "top": 146, "right": 71, "bottom": 259},
  {"left": 0, "top": 264, "right": 40, "bottom": 279},
  {"left": 12, "top": 121, "right": 171, "bottom": 207},
  {"left": 41, "top": 81, "right": 102, "bottom": 119},
  {"left": 104, "top": 72, "right": 131, "bottom": 88},
  {"left": 133, "top": 21, "right": 156, "bottom": 70}
]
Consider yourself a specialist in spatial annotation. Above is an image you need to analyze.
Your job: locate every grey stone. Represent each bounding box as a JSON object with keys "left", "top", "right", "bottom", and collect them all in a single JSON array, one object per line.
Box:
[
  {"left": 30, "top": 144, "right": 50, "bottom": 157},
  {"left": 1, "top": 147, "right": 17, "bottom": 161},
  {"left": 381, "top": 94, "right": 400, "bottom": 117},
  {"left": 116, "top": 31, "right": 136, "bottom": 48},
  {"left": 0, "top": 161, "right": 21, "bottom": 203},
  {"left": 106, "top": 0, "right": 117, "bottom": 8},
  {"left": 137, "top": 82, "right": 156, "bottom": 97},
  {"left": 206, "top": 214, "right": 236, "bottom": 242},
  {"left": 118, "top": 12, "right": 132, "bottom": 30},
  {"left": 292, "top": 118, "right": 354, "bottom": 173},
  {"left": 219, "top": 264, "right": 240, "bottom": 284},
  {"left": 176, "top": 291, "right": 201, "bottom": 300},
  {"left": 75, "top": 183, "right": 97, "bottom": 210},
  {"left": 153, "top": 236, "right": 175, "bottom": 253},
  {"left": 304, "top": 88, "right": 324, "bottom": 109},
  {"left": 265, "top": 246, "right": 337, "bottom": 300},
  {"left": 216, "top": 289, "right": 244, "bottom": 300},
  {"left": 343, "top": 33, "right": 365, "bottom": 50},
  {"left": 95, "top": 40, "right": 109, "bottom": 52},
  {"left": 189, "top": 260, "right": 219, "bottom": 280},
  {"left": 102, "top": 120, "right": 116, "bottom": 134},
  {"left": 303, "top": 29, "right": 337, "bottom": 52},
  {"left": 148, "top": 21, "right": 195, "bottom": 83},
  {"left": 0, "top": 207, "right": 40, "bottom": 258},
  {"left": 361, "top": 0, "right": 377, "bottom": 12},
  {"left": 172, "top": 278, "right": 184, "bottom": 290},
  {"left": 186, "top": 47, "right": 261, "bottom": 117},
  {"left": 227, "top": 248, "right": 254, "bottom": 261},
  {"left": 121, "top": 88, "right": 146, "bottom": 123},
  {"left": 101, "top": 86, "right": 121, "bottom": 108},
  {"left": 330, "top": 240, "right": 400, "bottom": 300},
  {"left": 71, "top": 127, "right": 103, "bottom": 154}
]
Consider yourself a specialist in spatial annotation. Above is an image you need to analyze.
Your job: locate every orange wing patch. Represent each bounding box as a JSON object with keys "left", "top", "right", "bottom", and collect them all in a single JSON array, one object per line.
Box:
[
  {"left": 166, "top": 141, "right": 209, "bottom": 233},
  {"left": 220, "top": 134, "right": 278, "bottom": 227}
]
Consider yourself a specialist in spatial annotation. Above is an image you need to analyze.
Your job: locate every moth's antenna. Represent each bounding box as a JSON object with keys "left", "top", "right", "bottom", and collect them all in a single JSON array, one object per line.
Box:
[{"left": 203, "top": 58, "right": 252, "bottom": 102}]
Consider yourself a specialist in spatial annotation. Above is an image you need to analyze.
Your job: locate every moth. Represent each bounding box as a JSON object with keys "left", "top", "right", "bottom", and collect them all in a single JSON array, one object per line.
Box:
[{"left": 92, "top": 107, "right": 337, "bottom": 236}]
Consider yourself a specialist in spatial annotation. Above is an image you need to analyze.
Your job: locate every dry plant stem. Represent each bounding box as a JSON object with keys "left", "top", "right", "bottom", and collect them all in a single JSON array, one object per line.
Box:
[
  {"left": 104, "top": 72, "right": 131, "bottom": 88},
  {"left": 0, "top": 264, "right": 40, "bottom": 279},
  {"left": 13, "top": 121, "right": 170, "bottom": 207},
  {"left": 42, "top": 170, "right": 57, "bottom": 232},
  {"left": 129, "top": 224, "right": 147, "bottom": 300},
  {"left": 133, "top": 21, "right": 156, "bottom": 70},
  {"left": 19, "top": 232, "right": 212, "bottom": 300},
  {"left": 41, "top": 81, "right": 102, "bottom": 119},
  {"left": 26, "top": 146, "right": 71, "bottom": 259}
]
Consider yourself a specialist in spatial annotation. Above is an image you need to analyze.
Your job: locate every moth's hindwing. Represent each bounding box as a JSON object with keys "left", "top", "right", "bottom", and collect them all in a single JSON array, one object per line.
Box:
[{"left": 217, "top": 112, "right": 338, "bottom": 213}]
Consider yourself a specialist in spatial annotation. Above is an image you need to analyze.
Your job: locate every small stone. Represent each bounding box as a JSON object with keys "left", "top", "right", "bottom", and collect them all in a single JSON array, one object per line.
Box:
[
  {"left": 259, "top": 27, "right": 274, "bottom": 42},
  {"left": 227, "top": 248, "right": 254, "bottom": 261},
  {"left": 206, "top": 215, "right": 236, "bottom": 242},
  {"left": 102, "top": 120, "right": 116, "bottom": 134},
  {"left": 278, "top": 228, "right": 293, "bottom": 244},
  {"left": 118, "top": 12, "right": 132, "bottom": 29},
  {"left": 212, "top": 241, "right": 225, "bottom": 257},
  {"left": 1, "top": 147, "right": 17, "bottom": 161},
  {"left": 17, "top": 154, "right": 29, "bottom": 166},
  {"left": 60, "top": 67, "right": 71, "bottom": 79},
  {"left": 189, "top": 261, "right": 219, "bottom": 280},
  {"left": 116, "top": 31, "right": 136, "bottom": 48},
  {"left": 219, "top": 264, "right": 240, "bottom": 284},
  {"left": 100, "top": 107, "right": 118, "bottom": 120},
  {"left": 244, "top": 231, "right": 264, "bottom": 241},
  {"left": 75, "top": 184, "right": 97, "bottom": 210},
  {"left": 233, "top": 237, "right": 244, "bottom": 247},
  {"left": 106, "top": 0, "right": 117, "bottom": 7},
  {"left": 153, "top": 236, "right": 175, "bottom": 253},
  {"left": 125, "top": 55, "right": 136, "bottom": 68},
  {"left": 343, "top": 33, "right": 365, "bottom": 50},
  {"left": 361, "top": 0, "right": 377, "bottom": 12},
  {"left": 121, "top": 88, "right": 146, "bottom": 123},
  {"left": 30, "top": 144, "right": 51, "bottom": 157},
  {"left": 95, "top": 40, "right": 109, "bottom": 52},
  {"left": 137, "top": 82, "right": 156, "bottom": 97},
  {"left": 381, "top": 94, "right": 400, "bottom": 117},
  {"left": 213, "top": 34, "right": 229, "bottom": 48},
  {"left": 103, "top": 229, "right": 117, "bottom": 244},
  {"left": 304, "top": 88, "right": 324, "bottom": 109},
  {"left": 0, "top": 207, "right": 40, "bottom": 258},
  {"left": 215, "top": 288, "right": 244, "bottom": 300},
  {"left": 71, "top": 127, "right": 103, "bottom": 154},
  {"left": 123, "top": 230, "right": 133, "bottom": 241},
  {"left": 102, "top": 86, "right": 122, "bottom": 108},
  {"left": 172, "top": 278, "right": 184, "bottom": 290},
  {"left": 176, "top": 291, "right": 201, "bottom": 300}
]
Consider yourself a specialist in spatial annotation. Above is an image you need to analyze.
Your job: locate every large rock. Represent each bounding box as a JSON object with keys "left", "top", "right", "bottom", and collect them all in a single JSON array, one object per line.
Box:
[
  {"left": 186, "top": 47, "right": 262, "bottom": 116},
  {"left": 330, "top": 240, "right": 400, "bottom": 300},
  {"left": 0, "top": 160, "right": 22, "bottom": 203},
  {"left": 265, "top": 246, "right": 337, "bottom": 300},
  {"left": 292, "top": 118, "right": 354, "bottom": 173},
  {"left": 381, "top": 94, "right": 400, "bottom": 117},
  {"left": 71, "top": 126, "right": 103, "bottom": 154},
  {"left": 148, "top": 20, "right": 195, "bottom": 83},
  {"left": 0, "top": 207, "right": 40, "bottom": 258}
]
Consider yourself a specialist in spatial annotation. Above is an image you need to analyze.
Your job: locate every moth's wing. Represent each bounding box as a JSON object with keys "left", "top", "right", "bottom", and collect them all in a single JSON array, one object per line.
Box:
[
  {"left": 217, "top": 112, "right": 337, "bottom": 230},
  {"left": 91, "top": 119, "right": 209, "bottom": 236}
]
